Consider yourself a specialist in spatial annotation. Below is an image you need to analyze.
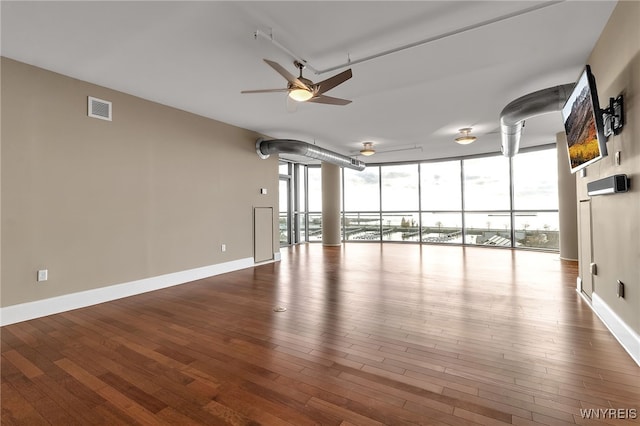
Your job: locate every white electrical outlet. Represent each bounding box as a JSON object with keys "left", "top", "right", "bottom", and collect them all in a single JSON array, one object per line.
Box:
[
  {"left": 221, "top": 244, "right": 226, "bottom": 252},
  {"left": 37, "top": 269, "right": 48, "bottom": 282}
]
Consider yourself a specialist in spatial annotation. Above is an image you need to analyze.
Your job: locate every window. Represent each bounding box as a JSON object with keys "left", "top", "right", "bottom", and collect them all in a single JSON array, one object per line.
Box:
[
  {"left": 278, "top": 162, "right": 289, "bottom": 176},
  {"left": 512, "top": 148, "right": 559, "bottom": 249},
  {"left": 279, "top": 178, "right": 290, "bottom": 245},
  {"left": 463, "top": 156, "right": 510, "bottom": 211},
  {"left": 421, "top": 212, "right": 462, "bottom": 243},
  {"left": 344, "top": 167, "right": 380, "bottom": 241},
  {"left": 307, "top": 167, "right": 322, "bottom": 212},
  {"left": 513, "top": 149, "right": 558, "bottom": 210},
  {"left": 514, "top": 212, "right": 559, "bottom": 249},
  {"left": 344, "top": 167, "right": 380, "bottom": 212},
  {"left": 464, "top": 212, "right": 512, "bottom": 246},
  {"left": 307, "top": 167, "right": 322, "bottom": 241},
  {"left": 286, "top": 147, "right": 559, "bottom": 251},
  {"left": 380, "top": 164, "right": 419, "bottom": 242},
  {"left": 382, "top": 213, "right": 420, "bottom": 241},
  {"left": 421, "top": 160, "right": 461, "bottom": 211},
  {"left": 381, "top": 164, "right": 419, "bottom": 211},
  {"left": 344, "top": 212, "right": 381, "bottom": 241},
  {"left": 296, "top": 165, "right": 307, "bottom": 242}
]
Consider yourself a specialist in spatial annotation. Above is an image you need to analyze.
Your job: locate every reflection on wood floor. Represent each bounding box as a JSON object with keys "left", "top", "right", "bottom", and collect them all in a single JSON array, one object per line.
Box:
[{"left": 2, "top": 243, "right": 639, "bottom": 425}]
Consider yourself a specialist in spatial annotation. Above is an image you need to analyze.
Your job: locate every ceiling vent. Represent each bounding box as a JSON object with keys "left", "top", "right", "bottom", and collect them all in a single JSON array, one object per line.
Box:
[{"left": 87, "top": 96, "right": 112, "bottom": 121}]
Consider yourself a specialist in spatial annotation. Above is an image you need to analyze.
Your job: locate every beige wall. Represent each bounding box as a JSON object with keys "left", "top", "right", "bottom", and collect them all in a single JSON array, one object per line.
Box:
[
  {"left": 1, "top": 57, "right": 279, "bottom": 307},
  {"left": 578, "top": 1, "right": 639, "bottom": 333}
]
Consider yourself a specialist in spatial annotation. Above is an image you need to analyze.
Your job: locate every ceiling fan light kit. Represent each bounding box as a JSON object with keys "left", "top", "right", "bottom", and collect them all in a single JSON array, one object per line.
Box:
[
  {"left": 288, "top": 88, "right": 313, "bottom": 102},
  {"left": 455, "top": 128, "right": 477, "bottom": 145}
]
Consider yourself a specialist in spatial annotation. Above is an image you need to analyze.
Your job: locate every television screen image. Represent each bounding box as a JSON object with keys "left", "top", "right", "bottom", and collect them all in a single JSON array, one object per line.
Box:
[{"left": 561, "top": 65, "right": 607, "bottom": 174}]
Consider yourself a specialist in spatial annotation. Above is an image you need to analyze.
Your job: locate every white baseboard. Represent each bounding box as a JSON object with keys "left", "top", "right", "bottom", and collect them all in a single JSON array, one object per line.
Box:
[
  {"left": 587, "top": 292, "right": 640, "bottom": 367},
  {"left": 0, "top": 257, "right": 255, "bottom": 326}
]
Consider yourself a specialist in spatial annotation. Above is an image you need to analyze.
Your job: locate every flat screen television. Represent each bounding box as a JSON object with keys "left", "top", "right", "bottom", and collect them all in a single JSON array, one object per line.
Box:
[{"left": 561, "top": 65, "right": 607, "bottom": 174}]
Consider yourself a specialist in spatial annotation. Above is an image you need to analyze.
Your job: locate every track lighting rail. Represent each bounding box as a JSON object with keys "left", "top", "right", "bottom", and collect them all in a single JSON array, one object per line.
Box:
[{"left": 254, "top": 1, "right": 563, "bottom": 75}]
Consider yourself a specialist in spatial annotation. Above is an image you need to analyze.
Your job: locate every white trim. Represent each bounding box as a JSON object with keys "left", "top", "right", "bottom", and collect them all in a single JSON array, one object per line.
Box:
[
  {"left": 584, "top": 292, "right": 640, "bottom": 367},
  {"left": 274, "top": 252, "right": 281, "bottom": 261},
  {"left": 0, "top": 257, "right": 254, "bottom": 326}
]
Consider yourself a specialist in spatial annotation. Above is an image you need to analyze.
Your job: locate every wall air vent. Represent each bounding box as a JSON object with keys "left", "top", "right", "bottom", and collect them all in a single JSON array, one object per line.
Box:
[{"left": 88, "top": 96, "right": 112, "bottom": 121}]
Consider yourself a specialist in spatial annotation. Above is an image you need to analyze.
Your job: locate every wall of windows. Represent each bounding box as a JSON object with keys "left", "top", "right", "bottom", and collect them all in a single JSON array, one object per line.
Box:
[{"left": 282, "top": 145, "right": 559, "bottom": 251}]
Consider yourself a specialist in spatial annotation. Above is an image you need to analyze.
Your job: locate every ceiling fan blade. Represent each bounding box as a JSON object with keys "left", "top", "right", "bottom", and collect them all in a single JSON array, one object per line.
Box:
[
  {"left": 308, "top": 95, "right": 352, "bottom": 106},
  {"left": 241, "top": 88, "right": 289, "bottom": 94},
  {"left": 263, "top": 59, "right": 310, "bottom": 90},
  {"left": 315, "top": 68, "right": 353, "bottom": 95}
]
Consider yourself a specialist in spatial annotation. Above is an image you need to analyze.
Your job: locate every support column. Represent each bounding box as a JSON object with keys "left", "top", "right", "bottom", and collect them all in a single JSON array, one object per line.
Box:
[
  {"left": 556, "top": 132, "right": 578, "bottom": 260},
  {"left": 321, "top": 162, "right": 342, "bottom": 246}
]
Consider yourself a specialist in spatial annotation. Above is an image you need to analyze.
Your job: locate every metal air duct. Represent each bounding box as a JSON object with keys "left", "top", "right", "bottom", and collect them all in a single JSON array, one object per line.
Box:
[
  {"left": 500, "top": 83, "right": 575, "bottom": 157},
  {"left": 256, "top": 138, "right": 366, "bottom": 171}
]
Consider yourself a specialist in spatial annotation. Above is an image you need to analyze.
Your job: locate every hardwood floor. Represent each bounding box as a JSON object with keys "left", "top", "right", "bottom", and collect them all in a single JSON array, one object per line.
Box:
[{"left": 2, "top": 243, "right": 639, "bottom": 425}]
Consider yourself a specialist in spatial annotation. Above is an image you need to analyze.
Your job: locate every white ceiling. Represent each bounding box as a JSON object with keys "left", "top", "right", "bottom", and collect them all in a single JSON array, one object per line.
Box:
[{"left": 1, "top": 1, "right": 616, "bottom": 164}]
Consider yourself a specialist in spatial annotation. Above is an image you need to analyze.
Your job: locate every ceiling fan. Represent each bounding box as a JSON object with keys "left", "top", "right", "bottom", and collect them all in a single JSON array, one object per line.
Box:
[{"left": 241, "top": 59, "right": 353, "bottom": 106}]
